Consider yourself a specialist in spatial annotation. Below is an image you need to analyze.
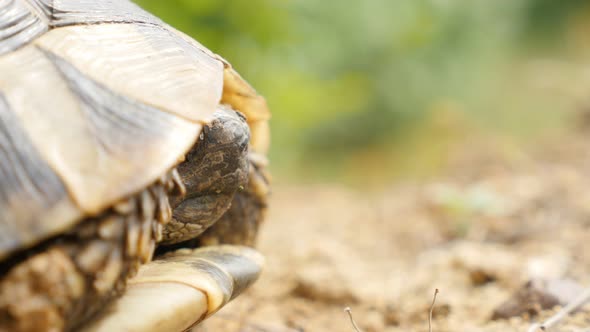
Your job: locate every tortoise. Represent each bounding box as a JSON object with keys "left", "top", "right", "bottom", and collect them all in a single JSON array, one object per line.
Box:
[{"left": 0, "top": 1, "right": 271, "bottom": 331}]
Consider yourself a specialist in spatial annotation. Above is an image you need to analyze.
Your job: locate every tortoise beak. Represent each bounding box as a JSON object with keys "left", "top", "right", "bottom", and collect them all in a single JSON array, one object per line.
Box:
[{"left": 80, "top": 245, "right": 264, "bottom": 332}]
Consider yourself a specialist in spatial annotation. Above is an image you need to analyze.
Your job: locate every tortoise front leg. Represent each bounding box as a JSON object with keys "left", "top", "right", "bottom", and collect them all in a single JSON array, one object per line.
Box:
[{"left": 0, "top": 174, "right": 178, "bottom": 332}]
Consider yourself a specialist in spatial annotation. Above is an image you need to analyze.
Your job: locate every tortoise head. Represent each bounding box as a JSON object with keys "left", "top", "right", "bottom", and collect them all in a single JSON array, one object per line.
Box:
[{"left": 163, "top": 107, "right": 250, "bottom": 245}]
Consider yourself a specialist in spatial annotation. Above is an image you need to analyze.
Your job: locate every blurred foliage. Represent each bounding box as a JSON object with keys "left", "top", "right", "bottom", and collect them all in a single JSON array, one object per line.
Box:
[
  {"left": 134, "top": 0, "right": 590, "bottom": 184},
  {"left": 521, "top": 0, "right": 590, "bottom": 46}
]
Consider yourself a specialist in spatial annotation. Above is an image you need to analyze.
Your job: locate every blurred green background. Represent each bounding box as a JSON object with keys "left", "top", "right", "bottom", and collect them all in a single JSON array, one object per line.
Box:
[{"left": 134, "top": 0, "right": 590, "bottom": 185}]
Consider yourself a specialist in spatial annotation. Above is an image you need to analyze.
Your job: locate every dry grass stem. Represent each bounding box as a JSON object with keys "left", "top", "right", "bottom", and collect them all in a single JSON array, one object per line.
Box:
[
  {"left": 429, "top": 288, "right": 439, "bottom": 332},
  {"left": 527, "top": 287, "right": 590, "bottom": 332},
  {"left": 344, "top": 307, "right": 363, "bottom": 332}
]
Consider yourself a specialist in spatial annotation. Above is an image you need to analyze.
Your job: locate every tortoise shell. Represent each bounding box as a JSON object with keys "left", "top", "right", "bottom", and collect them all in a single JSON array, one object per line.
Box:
[{"left": 0, "top": 0, "right": 270, "bottom": 259}]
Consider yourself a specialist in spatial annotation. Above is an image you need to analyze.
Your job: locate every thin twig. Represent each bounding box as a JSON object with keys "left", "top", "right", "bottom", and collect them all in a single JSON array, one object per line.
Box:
[
  {"left": 344, "top": 307, "right": 363, "bottom": 332},
  {"left": 527, "top": 287, "right": 590, "bottom": 332},
  {"left": 429, "top": 289, "right": 439, "bottom": 332}
]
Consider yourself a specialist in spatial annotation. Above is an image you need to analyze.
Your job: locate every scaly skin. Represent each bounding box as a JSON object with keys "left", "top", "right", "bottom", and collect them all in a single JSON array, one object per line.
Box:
[
  {"left": 164, "top": 107, "right": 250, "bottom": 245},
  {"left": 194, "top": 154, "right": 270, "bottom": 247}
]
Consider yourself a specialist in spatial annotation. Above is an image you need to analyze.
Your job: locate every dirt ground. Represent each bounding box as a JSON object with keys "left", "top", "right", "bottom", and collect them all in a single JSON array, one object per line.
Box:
[{"left": 197, "top": 132, "right": 590, "bottom": 332}]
